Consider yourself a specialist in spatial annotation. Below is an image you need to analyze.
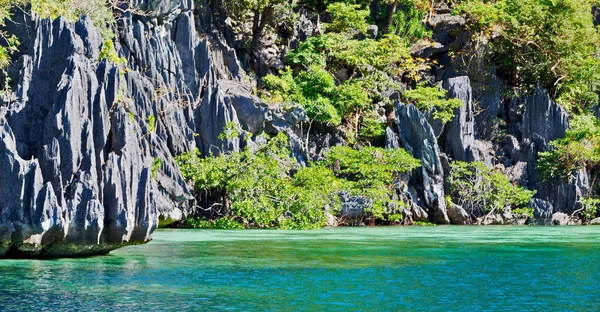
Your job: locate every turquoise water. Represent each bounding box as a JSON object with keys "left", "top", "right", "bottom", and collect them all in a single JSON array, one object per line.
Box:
[{"left": 1, "top": 226, "right": 599, "bottom": 311}]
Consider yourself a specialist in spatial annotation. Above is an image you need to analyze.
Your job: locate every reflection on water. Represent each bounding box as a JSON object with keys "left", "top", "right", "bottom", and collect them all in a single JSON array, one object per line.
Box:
[{"left": 0, "top": 226, "right": 599, "bottom": 311}]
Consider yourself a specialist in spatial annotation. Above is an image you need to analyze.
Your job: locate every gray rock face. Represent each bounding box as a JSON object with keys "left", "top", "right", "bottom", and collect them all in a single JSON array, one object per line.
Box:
[
  {"left": 388, "top": 102, "right": 449, "bottom": 224},
  {"left": 519, "top": 86, "right": 589, "bottom": 214},
  {"left": 504, "top": 162, "right": 528, "bottom": 186},
  {"left": 503, "top": 135, "right": 521, "bottom": 160},
  {"left": 589, "top": 217, "right": 600, "bottom": 225},
  {"left": 338, "top": 191, "right": 372, "bottom": 223},
  {"left": 444, "top": 76, "right": 475, "bottom": 161},
  {"left": 0, "top": 1, "right": 272, "bottom": 257},
  {"left": 530, "top": 198, "right": 553, "bottom": 220},
  {"left": 478, "top": 214, "right": 504, "bottom": 225},
  {"left": 447, "top": 204, "right": 470, "bottom": 225},
  {"left": 552, "top": 212, "right": 575, "bottom": 226},
  {"left": 473, "top": 73, "right": 502, "bottom": 140},
  {"left": 521, "top": 86, "right": 569, "bottom": 148}
]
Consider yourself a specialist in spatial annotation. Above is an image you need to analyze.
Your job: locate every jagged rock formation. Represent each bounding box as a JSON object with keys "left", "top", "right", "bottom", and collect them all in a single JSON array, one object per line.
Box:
[
  {"left": 443, "top": 76, "right": 475, "bottom": 162},
  {"left": 518, "top": 86, "right": 589, "bottom": 215},
  {"left": 0, "top": 0, "right": 277, "bottom": 257},
  {"left": 388, "top": 102, "right": 449, "bottom": 224},
  {"left": 0, "top": 0, "right": 595, "bottom": 258}
]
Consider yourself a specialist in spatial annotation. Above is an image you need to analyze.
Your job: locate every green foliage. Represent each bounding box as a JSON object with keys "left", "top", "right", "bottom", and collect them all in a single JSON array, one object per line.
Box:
[
  {"left": 449, "top": 161, "right": 535, "bottom": 215},
  {"left": 185, "top": 217, "right": 245, "bottom": 229},
  {"left": 358, "top": 113, "right": 386, "bottom": 144},
  {"left": 402, "top": 84, "right": 463, "bottom": 124},
  {"left": 218, "top": 121, "right": 242, "bottom": 141},
  {"left": 454, "top": 0, "right": 600, "bottom": 111},
  {"left": 151, "top": 157, "right": 162, "bottom": 180},
  {"left": 325, "top": 2, "right": 369, "bottom": 33},
  {"left": 0, "top": 0, "right": 24, "bottom": 71},
  {"left": 292, "top": 32, "right": 424, "bottom": 81},
  {"left": 177, "top": 133, "right": 333, "bottom": 229},
  {"left": 98, "top": 38, "right": 126, "bottom": 64},
  {"left": 147, "top": 115, "right": 157, "bottom": 133},
  {"left": 264, "top": 1, "right": 429, "bottom": 140},
  {"left": 176, "top": 132, "right": 421, "bottom": 229},
  {"left": 263, "top": 66, "right": 341, "bottom": 125},
  {"left": 324, "top": 145, "right": 421, "bottom": 219},
  {"left": 222, "top": 0, "right": 285, "bottom": 15},
  {"left": 511, "top": 207, "right": 534, "bottom": 218},
  {"left": 294, "top": 65, "right": 341, "bottom": 124},
  {"left": 335, "top": 80, "right": 370, "bottom": 116},
  {"left": 537, "top": 114, "right": 600, "bottom": 180},
  {"left": 391, "top": 1, "right": 432, "bottom": 43},
  {"left": 579, "top": 197, "right": 600, "bottom": 222}
]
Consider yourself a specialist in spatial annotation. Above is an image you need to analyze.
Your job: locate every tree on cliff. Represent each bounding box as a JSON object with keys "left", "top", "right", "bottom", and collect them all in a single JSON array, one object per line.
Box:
[{"left": 223, "top": 0, "right": 287, "bottom": 53}]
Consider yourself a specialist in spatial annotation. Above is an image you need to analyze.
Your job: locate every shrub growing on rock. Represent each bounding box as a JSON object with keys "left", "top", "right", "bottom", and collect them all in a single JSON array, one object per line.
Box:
[
  {"left": 448, "top": 161, "right": 535, "bottom": 216},
  {"left": 454, "top": 0, "right": 600, "bottom": 112},
  {"left": 176, "top": 133, "right": 421, "bottom": 229}
]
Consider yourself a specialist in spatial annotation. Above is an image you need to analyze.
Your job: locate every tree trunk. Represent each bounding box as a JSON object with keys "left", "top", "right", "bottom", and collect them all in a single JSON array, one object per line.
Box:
[
  {"left": 251, "top": 8, "right": 261, "bottom": 52},
  {"left": 251, "top": 6, "right": 274, "bottom": 53},
  {"left": 386, "top": 0, "right": 398, "bottom": 34}
]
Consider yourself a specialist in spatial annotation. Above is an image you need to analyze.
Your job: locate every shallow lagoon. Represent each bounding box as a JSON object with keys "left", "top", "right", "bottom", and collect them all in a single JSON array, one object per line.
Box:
[{"left": 1, "top": 226, "right": 599, "bottom": 311}]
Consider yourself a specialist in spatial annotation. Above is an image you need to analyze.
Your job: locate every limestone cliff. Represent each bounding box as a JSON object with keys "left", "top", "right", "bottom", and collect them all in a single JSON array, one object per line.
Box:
[{"left": 0, "top": 1, "right": 592, "bottom": 256}]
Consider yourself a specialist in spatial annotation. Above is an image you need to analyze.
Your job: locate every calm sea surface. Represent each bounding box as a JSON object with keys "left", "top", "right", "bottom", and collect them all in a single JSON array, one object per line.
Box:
[{"left": 1, "top": 226, "right": 599, "bottom": 311}]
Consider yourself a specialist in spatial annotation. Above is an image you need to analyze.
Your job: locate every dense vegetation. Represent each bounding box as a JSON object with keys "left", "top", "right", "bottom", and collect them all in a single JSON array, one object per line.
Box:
[
  {"left": 448, "top": 161, "right": 535, "bottom": 217},
  {"left": 538, "top": 114, "right": 600, "bottom": 220},
  {"left": 4, "top": 0, "right": 600, "bottom": 225},
  {"left": 455, "top": 0, "right": 600, "bottom": 113},
  {"left": 176, "top": 131, "right": 420, "bottom": 229},
  {"left": 189, "top": 0, "right": 600, "bottom": 225},
  {"left": 260, "top": 1, "right": 460, "bottom": 144}
]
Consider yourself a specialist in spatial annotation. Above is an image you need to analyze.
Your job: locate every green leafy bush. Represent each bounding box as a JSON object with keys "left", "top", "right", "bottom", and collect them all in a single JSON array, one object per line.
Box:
[
  {"left": 151, "top": 157, "right": 162, "bottom": 180},
  {"left": 263, "top": 66, "right": 341, "bottom": 125},
  {"left": 177, "top": 133, "right": 339, "bottom": 229},
  {"left": 454, "top": 0, "right": 600, "bottom": 112},
  {"left": 325, "top": 2, "right": 369, "bottom": 33},
  {"left": 358, "top": 113, "right": 386, "bottom": 144},
  {"left": 390, "top": 1, "right": 432, "bottom": 43},
  {"left": 264, "top": 2, "right": 431, "bottom": 142},
  {"left": 176, "top": 133, "right": 421, "bottom": 229},
  {"left": 448, "top": 161, "right": 535, "bottom": 215},
  {"left": 0, "top": 0, "right": 24, "bottom": 70},
  {"left": 402, "top": 84, "right": 463, "bottom": 124},
  {"left": 537, "top": 114, "right": 600, "bottom": 180},
  {"left": 579, "top": 197, "right": 600, "bottom": 222},
  {"left": 324, "top": 145, "right": 421, "bottom": 219}
]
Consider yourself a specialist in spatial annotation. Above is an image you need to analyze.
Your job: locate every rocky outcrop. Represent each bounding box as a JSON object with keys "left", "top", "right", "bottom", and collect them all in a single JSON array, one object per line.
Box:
[
  {"left": 0, "top": 0, "right": 282, "bottom": 257},
  {"left": 444, "top": 76, "right": 475, "bottom": 161},
  {"left": 338, "top": 191, "right": 372, "bottom": 225},
  {"left": 477, "top": 212, "right": 528, "bottom": 225},
  {"left": 388, "top": 102, "right": 449, "bottom": 224},
  {"left": 519, "top": 86, "right": 589, "bottom": 214},
  {"left": 589, "top": 217, "right": 600, "bottom": 225},
  {"left": 521, "top": 86, "right": 569, "bottom": 148},
  {"left": 551, "top": 212, "right": 581, "bottom": 226},
  {"left": 447, "top": 204, "right": 470, "bottom": 225}
]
